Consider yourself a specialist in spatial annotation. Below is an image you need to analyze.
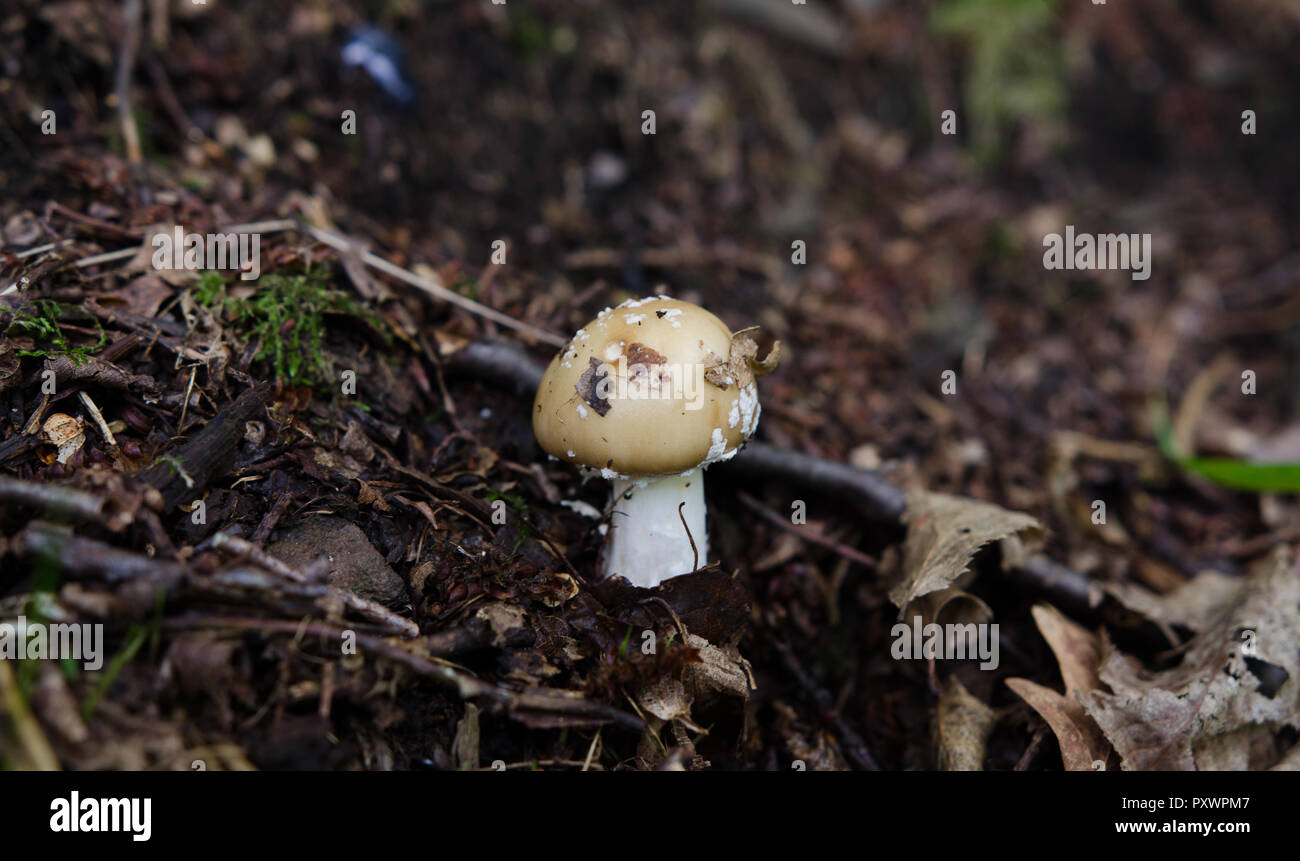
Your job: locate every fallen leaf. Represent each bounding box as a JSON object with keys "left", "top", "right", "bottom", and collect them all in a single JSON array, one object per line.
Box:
[
  {"left": 452, "top": 703, "right": 481, "bottom": 770},
  {"left": 1030, "top": 604, "right": 1101, "bottom": 696},
  {"left": 111, "top": 274, "right": 174, "bottom": 318},
  {"left": 934, "top": 676, "right": 995, "bottom": 771},
  {"left": 906, "top": 587, "right": 993, "bottom": 628},
  {"left": 637, "top": 675, "right": 693, "bottom": 722},
  {"left": 1006, "top": 678, "right": 1109, "bottom": 770},
  {"left": 635, "top": 633, "right": 752, "bottom": 724},
  {"left": 1081, "top": 548, "right": 1300, "bottom": 770},
  {"left": 1006, "top": 604, "right": 1111, "bottom": 770},
  {"left": 1103, "top": 570, "right": 1243, "bottom": 633},
  {"left": 892, "top": 490, "right": 1043, "bottom": 609},
  {"left": 681, "top": 633, "right": 753, "bottom": 702},
  {"left": 1270, "top": 743, "right": 1300, "bottom": 771}
]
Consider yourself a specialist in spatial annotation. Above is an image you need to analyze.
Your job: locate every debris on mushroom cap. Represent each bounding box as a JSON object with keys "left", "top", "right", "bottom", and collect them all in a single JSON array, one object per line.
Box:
[{"left": 532, "top": 296, "right": 781, "bottom": 476}]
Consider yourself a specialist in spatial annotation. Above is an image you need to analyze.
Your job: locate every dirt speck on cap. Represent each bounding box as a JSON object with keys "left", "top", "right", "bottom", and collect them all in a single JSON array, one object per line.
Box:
[{"left": 575, "top": 356, "right": 612, "bottom": 416}]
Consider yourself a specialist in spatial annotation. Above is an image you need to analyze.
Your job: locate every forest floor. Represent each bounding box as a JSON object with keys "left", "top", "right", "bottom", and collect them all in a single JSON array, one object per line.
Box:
[{"left": 0, "top": 0, "right": 1298, "bottom": 770}]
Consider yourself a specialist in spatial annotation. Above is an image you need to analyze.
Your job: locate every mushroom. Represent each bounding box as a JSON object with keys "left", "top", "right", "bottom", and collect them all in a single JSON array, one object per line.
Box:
[{"left": 533, "top": 295, "right": 779, "bottom": 589}]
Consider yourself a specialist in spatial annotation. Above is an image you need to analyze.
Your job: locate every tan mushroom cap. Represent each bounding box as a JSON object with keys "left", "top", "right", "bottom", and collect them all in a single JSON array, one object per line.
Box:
[{"left": 532, "top": 296, "right": 760, "bottom": 477}]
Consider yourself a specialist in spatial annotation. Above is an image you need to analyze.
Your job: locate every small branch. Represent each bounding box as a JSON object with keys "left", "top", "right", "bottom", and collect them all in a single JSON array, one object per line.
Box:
[
  {"left": 134, "top": 382, "right": 273, "bottom": 510},
  {"left": 737, "top": 491, "right": 876, "bottom": 569},
  {"left": 202, "top": 532, "right": 419, "bottom": 637},
  {"left": 0, "top": 657, "right": 61, "bottom": 770},
  {"left": 298, "top": 220, "right": 566, "bottom": 346},
  {"left": 44, "top": 219, "right": 567, "bottom": 347},
  {"left": 773, "top": 641, "right": 879, "bottom": 771},
  {"left": 77, "top": 391, "right": 117, "bottom": 447},
  {"left": 678, "top": 501, "right": 699, "bottom": 572},
  {"left": 724, "top": 443, "right": 905, "bottom": 523},
  {"left": 14, "top": 521, "right": 184, "bottom": 587},
  {"left": 114, "top": 0, "right": 144, "bottom": 167},
  {"left": 442, "top": 339, "right": 906, "bottom": 521},
  {"left": 0, "top": 476, "right": 111, "bottom": 526},
  {"left": 163, "top": 615, "right": 645, "bottom": 732}
]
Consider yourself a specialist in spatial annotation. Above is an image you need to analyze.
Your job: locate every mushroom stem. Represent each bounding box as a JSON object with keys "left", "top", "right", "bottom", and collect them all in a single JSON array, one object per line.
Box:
[{"left": 602, "top": 472, "right": 708, "bottom": 589}]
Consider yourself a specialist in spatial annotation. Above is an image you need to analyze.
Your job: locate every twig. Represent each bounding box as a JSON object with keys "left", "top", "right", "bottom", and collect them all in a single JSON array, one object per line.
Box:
[
  {"left": 446, "top": 339, "right": 550, "bottom": 396},
  {"left": 564, "top": 244, "right": 784, "bottom": 282},
  {"left": 46, "top": 202, "right": 142, "bottom": 242},
  {"left": 134, "top": 382, "right": 273, "bottom": 509},
  {"left": 114, "top": 0, "right": 144, "bottom": 167},
  {"left": 77, "top": 391, "right": 117, "bottom": 447},
  {"left": 49, "top": 218, "right": 567, "bottom": 346},
  {"left": 723, "top": 443, "right": 906, "bottom": 523},
  {"left": 13, "top": 240, "right": 75, "bottom": 261},
  {"left": 14, "top": 521, "right": 184, "bottom": 587},
  {"left": 737, "top": 490, "right": 876, "bottom": 569},
  {"left": 1015, "top": 723, "right": 1050, "bottom": 771},
  {"left": 163, "top": 615, "right": 645, "bottom": 732},
  {"left": 706, "top": 0, "right": 852, "bottom": 58},
  {"left": 1010, "top": 555, "right": 1103, "bottom": 613},
  {"left": 0, "top": 476, "right": 114, "bottom": 527},
  {"left": 201, "top": 532, "right": 419, "bottom": 637},
  {"left": 0, "top": 657, "right": 61, "bottom": 770},
  {"left": 298, "top": 220, "right": 566, "bottom": 346},
  {"left": 443, "top": 339, "right": 903, "bottom": 522},
  {"left": 773, "top": 640, "right": 879, "bottom": 770},
  {"left": 176, "top": 365, "right": 197, "bottom": 435},
  {"left": 678, "top": 501, "right": 699, "bottom": 572}
]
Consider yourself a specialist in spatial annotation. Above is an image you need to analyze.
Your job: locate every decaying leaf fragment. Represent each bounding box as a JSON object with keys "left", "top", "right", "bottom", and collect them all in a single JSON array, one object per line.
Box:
[
  {"left": 452, "top": 703, "right": 481, "bottom": 771},
  {"left": 934, "top": 676, "right": 995, "bottom": 770},
  {"left": 1081, "top": 547, "right": 1300, "bottom": 770},
  {"left": 41, "top": 413, "right": 85, "bottom": 464},
  {"left": 1005, "top": 604, "right": 1111, "bottom": 770},
  {"left": 681, "top": 633, "right": 754, "bottom": 702},
  {"left": 634, "top": 634, "right": 753, "bottom": 726},
  {"left": 1103, "top": 570, "right": 1244, "bottom": 634},
  {"left": 892, "top": 490, "right": 1043, "bottom": 609},
  {"left": 704, "top": 328, "right": 781, "bottom": 390}
]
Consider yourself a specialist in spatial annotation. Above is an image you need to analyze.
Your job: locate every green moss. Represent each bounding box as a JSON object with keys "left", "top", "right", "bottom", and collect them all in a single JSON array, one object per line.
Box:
[
  {"left": 933, "top": 0, "right": 1066, "bottom": 166},
  {"left": 4, "top": 300, "right": 107, "bottom": 365},
  {"left": 194, "top": 267, "right": 388, "bottom": 388}
]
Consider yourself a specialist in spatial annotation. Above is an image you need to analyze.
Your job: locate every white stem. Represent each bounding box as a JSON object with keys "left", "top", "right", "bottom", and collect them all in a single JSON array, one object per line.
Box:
[{"left": 601, "top": 471, "right": 707, "bottom": 589}]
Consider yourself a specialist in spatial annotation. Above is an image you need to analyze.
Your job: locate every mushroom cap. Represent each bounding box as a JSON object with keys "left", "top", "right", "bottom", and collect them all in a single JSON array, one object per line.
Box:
[{"left": 532, "top": 296, "right": 761, "bottom": 477}]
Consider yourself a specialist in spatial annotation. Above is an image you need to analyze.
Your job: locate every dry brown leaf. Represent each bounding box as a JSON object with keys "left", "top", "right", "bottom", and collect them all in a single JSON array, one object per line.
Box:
[
  {"left": 1006, "top": 678, "right": 1109, "bottom": 770},
  {"left": 637, "top": 675, "right": 693, "bottom": 722},
  {"left": 892, "top": 490, "right": 1043, "bottom": 609},
  {"left": 1081, "top": 548, "right": 1300, "bottom": 770},
  {"left": 934, "top": 676, "right": 995, "bottom": 770},
  {"left": 452, "top": 702, "right": 481, "bottom": 770},
  {"left": 1103, "top": 570, "right": 1243, "bottom": 633},
  {"left": 1006, "top": 603, "right": 1112, "bottom": 770},
  {"left": 1193, "top": 725, "right": 1277, "bottom": 771},
  {"left": 635, "top": 633, "right": 751, "bottom": 725},
  {"left": 682, "top": 633, "right": 754, "bottom": 702},
  {"left": 1031, "top": 604, "right": 1101, "bottom": 696},
  {"left": 906, "top": 587, "right": 993, "bottom": 628},
  {"left": 1270, "top": 743, "right": 1300, "bottom": 771},
  {"left": 112, "top": 274, "right": 174, "bottom": 318}
]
